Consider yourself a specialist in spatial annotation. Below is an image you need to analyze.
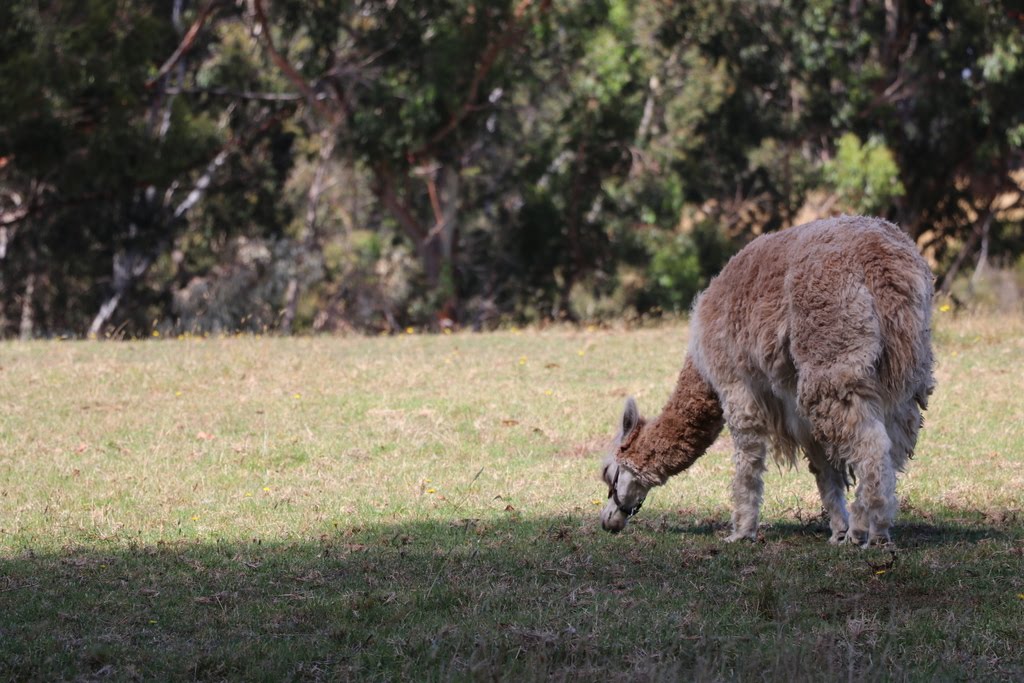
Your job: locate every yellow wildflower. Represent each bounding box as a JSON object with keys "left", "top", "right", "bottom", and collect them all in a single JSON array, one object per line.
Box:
[{"left": 939, "top": 303, "right": 951, "bottom": 313}]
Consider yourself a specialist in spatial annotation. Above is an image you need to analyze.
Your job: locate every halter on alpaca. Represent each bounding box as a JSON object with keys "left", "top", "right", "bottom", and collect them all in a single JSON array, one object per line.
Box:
[{"left": 608, "top": 466, "right": 645, "bottom": 519}]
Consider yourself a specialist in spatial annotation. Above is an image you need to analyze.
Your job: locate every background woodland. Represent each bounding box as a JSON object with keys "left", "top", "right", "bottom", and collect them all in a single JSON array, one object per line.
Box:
[{"left": 2, "top": 0, "right": 1023, "bottom": 337}]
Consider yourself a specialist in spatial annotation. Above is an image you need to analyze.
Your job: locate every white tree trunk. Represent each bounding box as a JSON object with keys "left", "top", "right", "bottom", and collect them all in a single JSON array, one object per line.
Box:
[
  {"left": 282, "top": 134, "right": 334, "bottom": 335},
  {"left": 19, "top": 273, "right": 34, "bottom": 340}
]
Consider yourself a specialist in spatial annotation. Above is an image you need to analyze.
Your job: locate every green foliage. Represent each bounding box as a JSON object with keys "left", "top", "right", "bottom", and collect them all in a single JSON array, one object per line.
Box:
[
  {"left": 580, "top": 27, "right": 633, "bottom": 104},
  {"left": 647, "top": 234, "right": 703, "bottom": 313},
  {"left": 825, "top": 133, "right": 906, "bottom": 215},
  {"left": 1008, "top": 123, "right": 1024, "bottom": 149},
  {"left": 2, "top": 0, "right": 1023, "bottom": 335},
  {"left": 980, "top": 33, "right": 1023, "bottom": 83},
  {"left": 0, "top": 0, "right": 270, "bottom": 334}
]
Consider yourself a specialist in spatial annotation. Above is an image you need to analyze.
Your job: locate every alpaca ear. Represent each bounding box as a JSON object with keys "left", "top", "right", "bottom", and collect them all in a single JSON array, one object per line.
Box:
[{"left": 621, "top": 397, "right": 640, "bottom": 437}]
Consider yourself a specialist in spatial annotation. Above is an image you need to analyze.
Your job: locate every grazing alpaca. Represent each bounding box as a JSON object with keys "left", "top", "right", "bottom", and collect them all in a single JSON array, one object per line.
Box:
[{"left": 600, "top": 216, "right": 934, "bottom": 546}]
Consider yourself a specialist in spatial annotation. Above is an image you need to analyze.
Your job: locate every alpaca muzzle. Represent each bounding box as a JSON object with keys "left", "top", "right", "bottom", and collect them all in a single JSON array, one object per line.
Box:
[{"left": 600, "top": 468, "right": 645, "bottom": 532}]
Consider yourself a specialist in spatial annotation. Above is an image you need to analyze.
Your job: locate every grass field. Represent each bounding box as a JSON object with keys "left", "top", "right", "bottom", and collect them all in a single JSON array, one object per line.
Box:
[{"left": 2, "top": 314, "right": 1023, "bottom": 681}]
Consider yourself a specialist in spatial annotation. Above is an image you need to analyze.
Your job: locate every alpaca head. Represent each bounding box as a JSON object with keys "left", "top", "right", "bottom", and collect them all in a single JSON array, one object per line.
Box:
[{"left": 600, "top": 397, "right": 651, "bottom": 533}]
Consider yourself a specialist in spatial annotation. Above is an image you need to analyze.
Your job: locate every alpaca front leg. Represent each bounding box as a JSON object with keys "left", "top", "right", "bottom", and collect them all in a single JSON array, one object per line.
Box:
[{"left": 725, "top": 436, "right": 767, "bottom": 542}]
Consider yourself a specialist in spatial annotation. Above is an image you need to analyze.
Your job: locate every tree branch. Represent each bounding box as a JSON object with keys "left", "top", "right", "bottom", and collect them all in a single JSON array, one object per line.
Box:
[
  {"left": 145, "top": 0, "right": 224, "bottom": 88},
  {"left": 408, "top": 0, "right": 552, "bottom": 162},
  {"left": 250, "top": 0, "right": 339, "bottom": 124},
  {"left": 161, "top": 85, "right": 304, "bottom": 101},
  {"left": 1, "top": 191, "right": 115, "bottom": 227},
  {"left": 85, "top": 104, "right": 292, "bottom": 337},
  {"left": 373, "top": 163, "right": 426, "bottom": 243}
]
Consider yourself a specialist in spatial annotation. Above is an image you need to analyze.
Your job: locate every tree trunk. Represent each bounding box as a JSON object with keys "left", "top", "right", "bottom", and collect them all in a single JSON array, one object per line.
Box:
[
  {"left": 636, "top": 76, "right": 657, "bottom": 144},
  {"left": 437, "top": 164, "right": 459, "bottom": 269},
  {"left": 422, "top": 163, "right": 460, "bottom": 322},
  {"left": 376, "top": 161, "right": 462, "bottom": 323},
  {"left": 939, "top": 207, "right": 993, "bottom": 297},
  {"left": 88, "top": 292, "right": 123, "bottom": 339},
  {"left": 88, "top": 147, "right": 229, "bottom": 337},
  {"left": 19, "top": 272, "right": 34, "bottom": 340},
  {"left": 282, "top": 134, "right": 334, "bottom": 335},
  {"left": 970, "top": 213, "right": 991, "bottom": 289},
  {"left": 88, "top": 250, "right": 154, "bottom": 338},
  {"left": 280, "top": 278, "right": 300, "bottom": 334},
  {"left": 884, "top": 0, "right": 899, "bottom": 61}
]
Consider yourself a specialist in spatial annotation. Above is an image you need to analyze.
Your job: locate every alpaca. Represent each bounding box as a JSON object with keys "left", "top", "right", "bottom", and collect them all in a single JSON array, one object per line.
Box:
[{"left": 600, "top": 216, "right": 935, "bottom": 547}]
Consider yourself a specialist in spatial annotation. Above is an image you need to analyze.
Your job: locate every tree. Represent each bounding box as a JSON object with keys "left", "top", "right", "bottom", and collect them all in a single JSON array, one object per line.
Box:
[{"left": 2, "top": 0, "right": 1021, "bottom": 336}]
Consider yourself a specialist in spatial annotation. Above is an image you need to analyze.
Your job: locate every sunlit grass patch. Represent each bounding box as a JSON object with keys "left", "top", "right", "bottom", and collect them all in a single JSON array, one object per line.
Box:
[{"left": 1, "top": 316, "right": 1023, "bottom": 680}]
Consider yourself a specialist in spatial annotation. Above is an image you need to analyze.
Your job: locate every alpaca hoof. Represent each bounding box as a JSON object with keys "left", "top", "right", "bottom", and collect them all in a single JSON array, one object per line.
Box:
[
  {"left": 724, "top": 531, "right": 756, "bottom": 543},
  {"left": 828, "top": 530, "right": 849, "bottom": 545},
  {"left": 844, "top": 530, "right": 868, "bottom": 547},
  {"left": 867, "top": 533, "right": 893, "bottom": 548}
]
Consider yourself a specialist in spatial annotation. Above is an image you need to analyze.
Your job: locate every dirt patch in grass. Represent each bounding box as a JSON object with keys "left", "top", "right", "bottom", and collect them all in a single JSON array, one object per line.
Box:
[{"left": 559, "top": 436, "right": 611, "bottom": 459}]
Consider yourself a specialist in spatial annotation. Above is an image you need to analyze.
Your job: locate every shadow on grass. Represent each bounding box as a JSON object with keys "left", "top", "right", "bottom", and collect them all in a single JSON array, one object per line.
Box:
[
  {"left": 2, "top": 513, "right": 1022, "bottom": 681},
  {"left": 648, "top": 510, "right": 1012, "bottom": 548}
]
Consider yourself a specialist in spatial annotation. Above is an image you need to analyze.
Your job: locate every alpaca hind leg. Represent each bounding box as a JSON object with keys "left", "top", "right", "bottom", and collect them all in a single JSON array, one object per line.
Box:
[
  {"left": 806, "top": 445, "right": 850, "bottom": 544},
  {"left": 788, "top": 262, "right": 886, "bottom": 544},
  {"left": 725, "top": 433, "right": 767, "bottom": 542},
  {"left": 886, "top": 399, "right": 923, "bottom": 475},
  {"left": 848, "top": 491, "right": 869, "bottom": 546},
  {"left": 847, "top": 420, "right": 896, "bottom": 548}
]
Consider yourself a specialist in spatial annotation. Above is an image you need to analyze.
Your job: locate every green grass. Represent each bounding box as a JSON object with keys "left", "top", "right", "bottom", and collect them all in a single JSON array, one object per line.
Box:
[{"left": 2, "top": 315, "right": 1023, "bottom": 681}]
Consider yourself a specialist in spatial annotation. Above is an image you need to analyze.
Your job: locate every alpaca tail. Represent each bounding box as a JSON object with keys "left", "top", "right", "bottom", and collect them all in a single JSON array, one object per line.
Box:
[{"left": 868, "top": 237, "right": 935, "bottom": 407}]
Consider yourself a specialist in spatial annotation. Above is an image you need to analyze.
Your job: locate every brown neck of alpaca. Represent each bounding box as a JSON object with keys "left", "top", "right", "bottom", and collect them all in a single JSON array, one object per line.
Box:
[{"left": 627, "top": 357, "right": 724, "bottom": 486}]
